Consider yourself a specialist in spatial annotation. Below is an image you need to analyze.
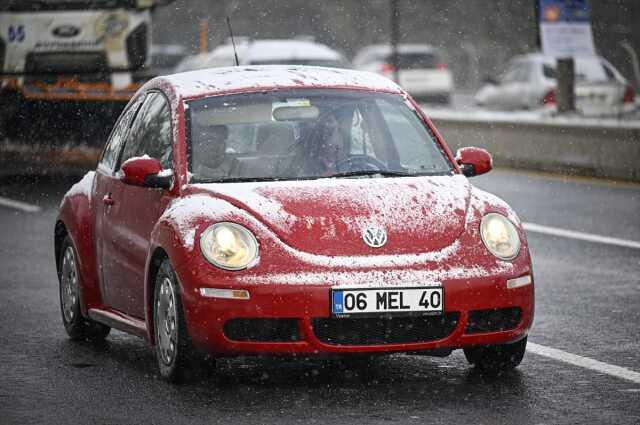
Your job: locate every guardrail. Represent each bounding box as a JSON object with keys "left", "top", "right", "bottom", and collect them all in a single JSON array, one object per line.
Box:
[{"left": 427, "top": 110, "right": 640, "bottom": 183}]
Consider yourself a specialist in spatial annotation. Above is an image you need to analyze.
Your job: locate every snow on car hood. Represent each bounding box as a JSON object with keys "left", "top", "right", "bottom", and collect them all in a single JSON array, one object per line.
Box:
[{"left": 194, "top": 175, "right": 471, "bottom": 256}]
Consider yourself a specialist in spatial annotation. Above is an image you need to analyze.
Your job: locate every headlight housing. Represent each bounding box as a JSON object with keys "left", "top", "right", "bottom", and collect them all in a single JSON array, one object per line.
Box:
[
  {"left": 480, "top": 213, "right": 521, "bottom": 260},
  {"left": 200, "top": 222, "right": 259, "bottom": 270}
]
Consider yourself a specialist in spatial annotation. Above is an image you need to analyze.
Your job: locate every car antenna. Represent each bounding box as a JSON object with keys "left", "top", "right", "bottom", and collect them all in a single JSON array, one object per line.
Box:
[{"left": 226, "top": 16, "right": 240, "bottom": 66}]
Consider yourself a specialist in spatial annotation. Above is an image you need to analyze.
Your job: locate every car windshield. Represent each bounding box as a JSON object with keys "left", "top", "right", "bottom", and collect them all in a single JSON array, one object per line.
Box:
[
  {"left": 187, "top": 90, "right": 452, "bottom": 183},
  {"left": 390, "top": 52, "right": 440, "bottom": 69}
]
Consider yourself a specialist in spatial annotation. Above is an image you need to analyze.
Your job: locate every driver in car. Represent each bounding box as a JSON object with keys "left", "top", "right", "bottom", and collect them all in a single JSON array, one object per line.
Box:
[{"left": 291, "top": 109, "right": 351, "bottom": 177}]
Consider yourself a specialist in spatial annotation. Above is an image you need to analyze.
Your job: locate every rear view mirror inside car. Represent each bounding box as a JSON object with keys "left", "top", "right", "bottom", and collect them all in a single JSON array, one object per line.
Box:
[{"left": 273, "top": 105, "right": 320, "bottom": 121}]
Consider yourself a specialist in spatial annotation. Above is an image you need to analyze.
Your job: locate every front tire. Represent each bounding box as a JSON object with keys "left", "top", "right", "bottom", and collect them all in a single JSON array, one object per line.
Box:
[
  {"left": 58, "top": 235, "right": 110, "bottom": 341},
  {"left": 154, "top": 259, "right": 207, "bottom": 383},
  {"left": 463, "top": 336, "right": 527, "bottom": 373}
]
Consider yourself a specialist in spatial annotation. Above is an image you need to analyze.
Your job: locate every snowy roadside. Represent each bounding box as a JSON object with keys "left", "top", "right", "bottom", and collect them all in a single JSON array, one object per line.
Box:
[
  {"left": 421, "top": 106, "right": 640, "bottom": 130},
  {"left": 0, "top": 139, "right": 100, "bottom": 178}
]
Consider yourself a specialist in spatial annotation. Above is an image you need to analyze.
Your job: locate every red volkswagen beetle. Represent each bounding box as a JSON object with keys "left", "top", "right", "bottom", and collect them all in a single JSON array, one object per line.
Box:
[{"left": 55, "top": 66, "right": 534, "bottom": 382}]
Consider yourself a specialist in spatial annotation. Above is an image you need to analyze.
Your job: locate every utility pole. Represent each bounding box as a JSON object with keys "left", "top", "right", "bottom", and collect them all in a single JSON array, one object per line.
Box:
[
  {"left": 534, "top": 0, "right": 541, "bottom": 49},
  {"left": 390, "top": 0, "right": 399, "bottom": 84},
  {"left": 557, "top": 58, "right": 575, "bottom": 112}
]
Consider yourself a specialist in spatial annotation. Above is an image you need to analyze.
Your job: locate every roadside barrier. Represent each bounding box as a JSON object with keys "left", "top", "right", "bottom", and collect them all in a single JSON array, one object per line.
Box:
[{"left": 429, "top": 112, "right": 640, "bottom": 182}]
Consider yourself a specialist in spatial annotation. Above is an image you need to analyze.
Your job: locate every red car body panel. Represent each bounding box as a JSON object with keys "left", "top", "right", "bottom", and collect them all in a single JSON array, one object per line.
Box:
[{"left": 56, "top": 66, "right": 534, "bottom": 356}]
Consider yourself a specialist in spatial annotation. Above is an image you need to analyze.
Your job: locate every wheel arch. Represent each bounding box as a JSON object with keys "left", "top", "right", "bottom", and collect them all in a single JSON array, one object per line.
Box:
[
  {"left": 54, "top": 220, "right": 68, "bottom": 277},
  {"left": 145, "top": 246, "right": 170, "bottom": 344},
  {"left": 56, "top": 189, "right": 102, "bottom": 316}
]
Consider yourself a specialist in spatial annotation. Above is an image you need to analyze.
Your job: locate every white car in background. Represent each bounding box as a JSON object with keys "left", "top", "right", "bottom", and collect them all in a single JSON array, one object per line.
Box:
[
  {"left": 352, "top": 44, "right": 454, "bottom": 104},
  {"left": 474, "top": 53, "right": 635, "bottom": 116},
  {"left": 174, "top": 38, "right": 349, "bottom": 72}
]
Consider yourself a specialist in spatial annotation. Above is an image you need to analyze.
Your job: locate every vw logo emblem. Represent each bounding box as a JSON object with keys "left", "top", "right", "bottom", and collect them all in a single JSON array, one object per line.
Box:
[{"left": 362, "top": 224, "right": 387, "bottom": 248}]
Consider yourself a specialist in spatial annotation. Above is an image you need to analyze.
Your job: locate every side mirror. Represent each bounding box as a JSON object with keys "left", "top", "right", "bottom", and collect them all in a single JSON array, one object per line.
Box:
[
  {"left": 121, "top": 156, "right": 172, "bottom": 189},
  {"left": 455, "top": 147, "right": 492, "bottom": 177}
]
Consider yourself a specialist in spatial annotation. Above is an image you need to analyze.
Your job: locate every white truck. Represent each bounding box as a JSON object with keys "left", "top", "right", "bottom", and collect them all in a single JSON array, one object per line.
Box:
[{"left": 0, "top": 0, "right": 172, "bottom": 138}]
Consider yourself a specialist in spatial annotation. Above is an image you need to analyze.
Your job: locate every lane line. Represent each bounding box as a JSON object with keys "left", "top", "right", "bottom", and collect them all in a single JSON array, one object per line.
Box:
[
  {"left": 527, "top": 342, "right": 640, "bottom": 385},
  {"left": 0, "top": 196, "right": 42, "bottom": 213},
  {"left": 523, "top": 222, "right": 640, "bottom": 250}
]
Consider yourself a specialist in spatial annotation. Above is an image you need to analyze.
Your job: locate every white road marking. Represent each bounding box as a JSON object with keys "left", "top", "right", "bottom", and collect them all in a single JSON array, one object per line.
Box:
[
  {"left": 527, "top": 342, "right": 640, "bottom": 385},
  {"left": 523, "top": 222, "right": 640, "bottom": 250},
  {"left": 0, "top": 196, "right": 42, "bottom": 213}
]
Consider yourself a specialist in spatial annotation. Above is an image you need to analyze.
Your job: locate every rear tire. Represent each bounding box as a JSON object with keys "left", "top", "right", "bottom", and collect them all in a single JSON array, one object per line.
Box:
[
  {"left": 463, "top": 336, "right": 527, "bottom": 373},
  {"left": 58, "top": 235, "right": 110, "bottom": 341},
  {"left": 154, "top": 259, "right": 210, "bottom": 383}
]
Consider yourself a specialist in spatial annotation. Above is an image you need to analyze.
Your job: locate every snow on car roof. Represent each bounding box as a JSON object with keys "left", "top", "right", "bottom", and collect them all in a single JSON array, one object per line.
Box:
[{"left": 161, "top": 65, "right": 403, "bottom": 99}]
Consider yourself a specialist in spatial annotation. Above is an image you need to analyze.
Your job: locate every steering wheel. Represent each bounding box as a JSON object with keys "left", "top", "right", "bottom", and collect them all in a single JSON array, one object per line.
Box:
[{"left": 334, "top": 154, "right": 388, "bottom": 173}]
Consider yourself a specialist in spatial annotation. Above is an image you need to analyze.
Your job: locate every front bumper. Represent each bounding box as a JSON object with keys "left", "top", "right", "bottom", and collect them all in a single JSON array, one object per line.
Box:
[{"left": 179, "top": 271, "right": 534, "bottom": 357}]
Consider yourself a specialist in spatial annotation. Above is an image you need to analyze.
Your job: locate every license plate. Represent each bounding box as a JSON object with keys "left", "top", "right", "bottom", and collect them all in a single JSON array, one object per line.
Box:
[{"left": 331, "top": 287, "right": 444, "bottom": 317}]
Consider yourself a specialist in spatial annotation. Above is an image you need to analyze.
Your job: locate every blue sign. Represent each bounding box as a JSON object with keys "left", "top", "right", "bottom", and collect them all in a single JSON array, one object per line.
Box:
[
  {"left": 332, "top": 291, "right": 344, "bottom": 314},
  {"left": 539, "top": 0, "right": 591, "bottom": 23},
  {"left": 539, "top": 0, "right": 595, "bottom": 57}
]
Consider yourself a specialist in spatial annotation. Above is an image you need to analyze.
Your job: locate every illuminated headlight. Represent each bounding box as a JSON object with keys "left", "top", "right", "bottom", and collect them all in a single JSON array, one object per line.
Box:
[
  {"left": 480, "top": 213, "right": 521, "bottom": 260},
  {"left": 96, "top": 13, "right": 128, "bottom": 38},
  {"left": 200, "top": 223, "right": 259, "bottom": 270}
]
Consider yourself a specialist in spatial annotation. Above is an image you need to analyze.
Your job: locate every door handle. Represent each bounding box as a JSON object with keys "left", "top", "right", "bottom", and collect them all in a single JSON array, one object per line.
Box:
[{"left": 103, "top": 194, "right": 115, "bottom": 206}]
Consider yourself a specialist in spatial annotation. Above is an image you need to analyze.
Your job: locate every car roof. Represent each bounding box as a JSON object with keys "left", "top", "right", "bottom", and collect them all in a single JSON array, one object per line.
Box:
[
  {"left": 158, "top": 65, "right": 404, "bottom": 99},
  {"left": 357, "top": 44, "right": 439, "bottom": 54},
  {"left": 246, "top": 39, "right": 343, "bottom": 61},
  {"left": 208, "top": 39, "right": 343, "bottom": 63}
]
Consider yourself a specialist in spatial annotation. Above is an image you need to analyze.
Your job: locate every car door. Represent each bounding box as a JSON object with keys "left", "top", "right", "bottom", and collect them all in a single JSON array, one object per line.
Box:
[
  {"left": 500, "top": 61, "right": 528, "bottom": 109},
  {"left": 100, "top": 91, "right": 174, "bottom": 319},
  {"left": 94, "top": 96, "right": 144, "bottom": 311}
]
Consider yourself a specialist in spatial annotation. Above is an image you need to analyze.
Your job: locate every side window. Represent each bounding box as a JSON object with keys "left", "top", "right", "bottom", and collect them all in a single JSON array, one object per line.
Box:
[
  {"left": 119, "top": 92, "right": 173, "bottom": 169},
  {"left": 100, "top": 98, "right": 143, "bottom": 171}
]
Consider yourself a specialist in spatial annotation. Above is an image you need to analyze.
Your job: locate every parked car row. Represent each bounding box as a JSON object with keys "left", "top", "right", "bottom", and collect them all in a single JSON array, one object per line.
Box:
[
  {"left": 168, "top": 38, "right": 635, "bottom": 115},
  {"left": 172, "top": 38, "right": 455, "bottom": 104}
]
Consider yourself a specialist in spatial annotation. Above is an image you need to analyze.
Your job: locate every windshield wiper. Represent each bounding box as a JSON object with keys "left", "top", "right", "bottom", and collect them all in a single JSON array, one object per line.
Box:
[
  {"left": 325, "top": 170, "right": 415, "bottom": 178},
  {"left": 327, "top": 169, "right": 454, "bottom": 179},
  {"left": 192, "top": 176, "right": 285, "bottom": 184}
]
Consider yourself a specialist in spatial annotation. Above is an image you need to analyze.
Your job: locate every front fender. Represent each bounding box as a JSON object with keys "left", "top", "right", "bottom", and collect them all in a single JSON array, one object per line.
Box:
[{"left": 56, "top": 171, "right": 101, "bottom": 317}]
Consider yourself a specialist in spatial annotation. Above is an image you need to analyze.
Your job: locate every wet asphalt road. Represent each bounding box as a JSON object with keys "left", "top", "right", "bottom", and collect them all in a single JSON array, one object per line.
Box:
[{"left": 0, "top": 169, "right": 639, "bottom": 424}]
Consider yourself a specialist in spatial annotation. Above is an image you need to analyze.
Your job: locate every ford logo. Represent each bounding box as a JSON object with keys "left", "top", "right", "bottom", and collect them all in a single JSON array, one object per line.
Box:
[{"left": 52, "top": 25, "right": 80, "bottom": 38}]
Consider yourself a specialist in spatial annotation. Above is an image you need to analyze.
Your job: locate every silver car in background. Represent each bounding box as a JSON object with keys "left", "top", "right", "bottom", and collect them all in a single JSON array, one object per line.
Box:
[
  {"left": 353, "top": 44, "right": 454, "bottom": 104},
  {"left": 175, "top": 38, "right": 350, "bottom": 72},
  {"left": 474, "top": 53, "right": 636, "bottom": 116}
]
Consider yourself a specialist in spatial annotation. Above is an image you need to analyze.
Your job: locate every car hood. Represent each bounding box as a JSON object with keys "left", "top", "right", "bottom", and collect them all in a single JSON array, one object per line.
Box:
[{"left": 194, "top": 175, "right": 471, "bottom": 256}]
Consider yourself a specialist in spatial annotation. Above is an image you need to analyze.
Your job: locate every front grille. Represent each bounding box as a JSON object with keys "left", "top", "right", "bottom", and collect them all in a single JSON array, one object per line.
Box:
[
  {"left": 312, "top": 313, "right": 460, "bottom": 346},
  {"left": 24, "top": 52, "right": 109, "bottom": 83},
  {"left": 465, "top": 307, "right": 522, "bottom": 334},
  {"left": 224, "top": 318, "right": 300, "bottom": 342}
]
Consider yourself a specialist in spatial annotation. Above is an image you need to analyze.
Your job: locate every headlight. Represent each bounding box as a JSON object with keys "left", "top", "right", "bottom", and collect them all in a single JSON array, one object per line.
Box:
[
  {"left": 480, "top": 213, "right": 521, "bottom": 260},
  {"left": 200, "top": 223, "right": 259, "bottom": 270}
]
